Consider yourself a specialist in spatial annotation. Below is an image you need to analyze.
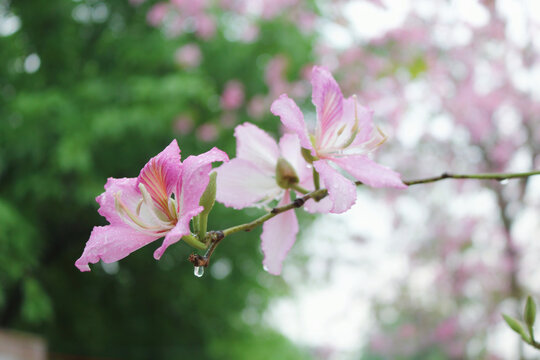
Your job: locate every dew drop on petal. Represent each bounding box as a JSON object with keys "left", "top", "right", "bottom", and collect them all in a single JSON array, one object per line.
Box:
[
  {"left": 194, "top": 266, "right": 204, "bottom": 278},
  {"left": 499, "top": 179, "right": 509, "bottom": 185}
]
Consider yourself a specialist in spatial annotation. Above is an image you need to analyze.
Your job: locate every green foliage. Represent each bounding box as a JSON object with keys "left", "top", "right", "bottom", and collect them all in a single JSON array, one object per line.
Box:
[{"left": 0, "top": 0, "right": 315, "bottom": 358}]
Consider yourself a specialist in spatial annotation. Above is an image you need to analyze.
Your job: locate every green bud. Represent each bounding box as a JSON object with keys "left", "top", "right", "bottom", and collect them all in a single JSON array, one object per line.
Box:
[
  {"left": 503, "top": 314, "right": 529, "bottom": 340},
  {"left": 301, "top": 147, "right": 316, "bottom": 164},
  {"left": 525, "top": 296, "right": 536, "bottom": 328},
  {"left": 199, "top": 172, "right": 217, "bottom": 216},
  {"left": 276, "top": 157, "right": 299, "bottom": 189}
]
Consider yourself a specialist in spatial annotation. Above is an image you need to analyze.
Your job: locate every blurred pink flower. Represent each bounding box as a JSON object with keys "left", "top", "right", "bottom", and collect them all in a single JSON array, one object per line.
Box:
[
  {"left": 173, "top": 115, "right": 194, "bottom": 134},
  {"left": 196, "top": 123, "right": 219, "bottom": 142},
  {"left": 75, "top": 140, "right": 228, "bottom": 271},
  {"left": 215, "top": 123, "right": 311, "bottom": 274},
  {"left": 247, "top": 95, "right": 267, "bottom": 119},
  {"left": 271, "top": 66, "right": 406, "bottom": 213},
  {"left": 195, "top": 14, "right": 216, "bottom": 39},
  {"left": 174, "top": 44, "right": 202, "bottom": 68},
  {"left": 220, "top": 80, "right": 245, "bottom": 110},
  {"left": 147, "top": 3, "right": 169, "bottom": 26}
]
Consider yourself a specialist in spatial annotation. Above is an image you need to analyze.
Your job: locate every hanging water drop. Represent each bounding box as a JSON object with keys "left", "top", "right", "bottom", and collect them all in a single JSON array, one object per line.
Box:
[
  {"left": 499, "top": 178, "right": 509, "bottom": 185},
  {"left": 194, "top": 266, "right": 204, "bottom": 278}
]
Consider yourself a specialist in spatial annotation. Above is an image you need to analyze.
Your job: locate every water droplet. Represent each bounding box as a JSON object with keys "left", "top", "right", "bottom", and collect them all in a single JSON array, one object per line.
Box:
[
  {"left": 194, "top": 266, "right": 204, "bottom": 278},
  {"left": 499, "top": 179, "right": 509, "bottom": 185}
]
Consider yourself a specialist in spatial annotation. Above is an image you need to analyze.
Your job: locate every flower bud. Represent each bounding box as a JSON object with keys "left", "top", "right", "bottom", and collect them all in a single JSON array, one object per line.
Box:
[
  {"left": 276, "top": 157, "right": 299, "bottom": 189},
  {"left": 525, "top": 296, "right": 536, "bottom": 328},
  {"left": 301, "top": 147, "right": 315, "bottom": 164},
  {"left": 503, "top": 314, "right": 530, "bottom": 341},
  {"left": 199, "top": 171, "right": 217, "bottom": 216}
]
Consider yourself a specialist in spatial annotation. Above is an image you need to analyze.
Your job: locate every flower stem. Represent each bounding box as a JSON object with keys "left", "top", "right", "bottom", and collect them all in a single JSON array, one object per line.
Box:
[
  {"left": 291, "top": 183, "right": 310, "bottom": 194},
  {"left": 221, "top": 170, "right": 540, "bottom": 238},
  {"left": 313, "top": 168, "right": 320, "bottom": 190},
  {"left": 182, "top": 234, "right": 207, "bottom": 250}
]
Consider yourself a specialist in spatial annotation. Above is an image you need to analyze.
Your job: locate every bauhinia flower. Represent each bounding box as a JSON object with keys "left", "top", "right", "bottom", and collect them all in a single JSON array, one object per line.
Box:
[
  {"left": 215, "top": 123, "right": 311, "bottom": 275},
  {"left": 75, "top": 140, "right": 228, "bottom": 272},
  {"left": 271, "top": 66, "right": 406, "bottom": 214}
]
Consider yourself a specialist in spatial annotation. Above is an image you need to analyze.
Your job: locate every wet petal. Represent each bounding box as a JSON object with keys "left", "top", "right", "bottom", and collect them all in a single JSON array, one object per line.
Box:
[
  {"left": 75, "top": 224, "right": 159, "bottom": 272},
  {"left": 271, "top": 94, "right": 312, "bottom": 151},
  {"left": 311, "top": 66, "right": 344, "bottom": 140},
  {"left": 96, "top": 177, "right": 140, "bottom": 226},
  {"left": 235, "top": 123, "right": 279, "bottom": 174},
  {"left": 216, "top": 158, "right": 282, "bottom": 209},
  {"left": 330, "top": 155, "right": 407, "bottom": 189},
  {"left": 313, "top": 160, "right": 356, "bottom": 213},
  {"left": 153, "top": 211, "right": 195, "bottom": 260},
  {"left": 178, "top": 147, "right": 229, "bottom": 216},
  {"left": 138, "top": 140, "right": 182, "bottom": 215},
  {"left": 261, "top": 191, "right": 298, "bottom": 275}
]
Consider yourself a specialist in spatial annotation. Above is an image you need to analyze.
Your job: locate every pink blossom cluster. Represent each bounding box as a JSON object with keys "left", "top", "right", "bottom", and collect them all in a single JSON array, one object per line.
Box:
[{"left": 76, "top": 67, "right": 405, "bottom": 275}]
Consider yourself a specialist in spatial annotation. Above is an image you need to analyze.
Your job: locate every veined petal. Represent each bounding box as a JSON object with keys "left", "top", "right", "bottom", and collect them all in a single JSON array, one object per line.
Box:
[
  {"left": 330, "top": 155, "right": 407, "bottom": 189},
  {"left": 75, "top": 224, "right": 160, "bottom": 272},
  {"left": 271, "top": 94, "right": 312, "bottom": 151},
  {"left": 261, "top": 190, "right": 298, "bottom": 275},
  {"left": 178, "top": 147, "right": 229, "bottom": 217},
  {"left": 278, "top": 133, "right": 311, "bottom": 185},
  {"left": 343, "top": 97, "right": 375, "bottom": 146},
  {"left": 153, "top": 210, "right": 196, "bottom": 260},
  {"left": 137, "top": 140, "right": 182, "bottom": 216},
  {"left": 216, "top": 158, "right": 282, "bottom": 209},
  {"left": 235, "top": 123, "right": 280, "bottom": 174},
  {"left": 313, "top": 160, "right": 356, "bottom": 214},
  {"left": 96, "top": 177, "right": 140, "bottom": 226},
  {"left": 311, "top": 66, "right": 344, "bottom": 142}
]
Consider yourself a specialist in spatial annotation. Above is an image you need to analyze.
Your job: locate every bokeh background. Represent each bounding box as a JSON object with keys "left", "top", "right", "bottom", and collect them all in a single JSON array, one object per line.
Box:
[{"left": 1, "top": 0, "right": 540, "bottom": 359}]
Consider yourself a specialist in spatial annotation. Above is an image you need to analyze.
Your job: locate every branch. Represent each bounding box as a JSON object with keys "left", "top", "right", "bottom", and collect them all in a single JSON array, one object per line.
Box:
[{"left": 192, "top": 170, "right": 540, "bottom": 267}]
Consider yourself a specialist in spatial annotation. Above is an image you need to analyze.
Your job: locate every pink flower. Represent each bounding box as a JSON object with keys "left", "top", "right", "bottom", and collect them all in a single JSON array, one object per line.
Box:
[
  {"left": 196, "top": 123, "right": 219, "bottom": 142},
  {"left": 271, "top": 66, "right": 406, "bottom": 213},
  {"left": 174, "top": 44, "right": 202, "bottom": 68},
  {"left": 215, "top": 123, "right": 311, "bottom": 275},
  {"left": 75, "top": 140, "right": 228, "bottom": 271},
  {"left": 220, "top": 80, "right": 245, "bottom": 110},
  {"left": 147, "top": 3, "right": 169, "bottom": 26}
]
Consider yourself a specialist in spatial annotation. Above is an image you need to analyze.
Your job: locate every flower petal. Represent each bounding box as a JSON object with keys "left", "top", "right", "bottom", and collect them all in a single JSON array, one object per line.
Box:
[
  {"left": 330, "top": 155, "right": 407, "bottom": 189},
  {"left": 153, "top": 211, "right": 195, "bottom": 260},
  {"left": 96, "top": 177, "right": 140, "bottom": 226},
  {"left": 261, "top": 190, "right": 298, "bottom": 275},
  {"left": 137, "top": 140, "right": 182, "bottom": 215},
  {"left": 75, "top": 224, "right": 159, "bottom": 272},
  {"left": 216, "top": 158, "right": 282, "bottom": 209},
  {"left": 271, "top": 94, "right": 312, "bottom": 151},
  {"left": 303, "top": 196, "right": 333, "bottom": 214},
  {"left": 313, "top": 160, "right": 356, "bottom": 213},
  {"left": 311, "top": 66, "right": 344, "bottom": 139},
  {"left": 235, "top": 122, "right": 279, "bottom": 174},
  {"left": 343, "top": 96, "right": 375, "bottom": 145},
  {"left": 178, "top": 147, "right": 229, "bottom": 216}
]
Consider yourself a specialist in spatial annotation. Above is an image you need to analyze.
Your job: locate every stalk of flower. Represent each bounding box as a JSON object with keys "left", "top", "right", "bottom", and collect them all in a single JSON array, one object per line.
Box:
[
  {"left": 215, "top": 122, "right": 312, "bottom": 275},
  {"left": 75, "top": 140, "right": 228, "bottom": 272},
  {"left": 271, "top": 66, "right": 407, "bottom": 214}
]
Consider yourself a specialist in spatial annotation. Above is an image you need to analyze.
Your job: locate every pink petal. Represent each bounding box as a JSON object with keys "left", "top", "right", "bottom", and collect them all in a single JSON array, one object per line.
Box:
[
  {"left": 235, "top": 122, "right": 279, "bottom": 174},
  {"left": 96, "top": 177, "right": 140, "bottom": 226},
  {"left": 313, "top": 160, "right": 356, "bottom": 213},
  {"left": 75, "top": 225, "right": 159, "bottom": 272},
  {"left": 311, "top": 66, "right": 344, "bottom": 137},
  {"left": 271, "top": 94, "right": 312, "bottom": 151},
  {"left": 178, "top": 147, "right": 229, "bottom": 216},
  {"left": 137, "top": 140, "right": 182, "bottom": 215},
  {"left": 261, "top": 190, "right": 298, "bottom": 275},
  {"left": 303, "top": 196, "right": 333, "bottom": 214},
  {"left": 330, "top": 155, "right": 407, "bottom": 189},
  {"left": 278, "top": 133, "right": 311, "bottom": 185},
  {"left": 342, "top": 96, "right": 375, "bottom": 145},
  {"left": 153, "top": 211, "right": 195, "bottom": 260},
  {"left": 216, "top": 158, "right": 282, "bottom": 209}
]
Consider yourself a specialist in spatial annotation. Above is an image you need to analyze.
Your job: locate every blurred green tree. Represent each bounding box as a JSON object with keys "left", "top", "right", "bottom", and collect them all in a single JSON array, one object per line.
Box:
[{"left": 0, "top": 0, "right": 314, "bottom": 358}]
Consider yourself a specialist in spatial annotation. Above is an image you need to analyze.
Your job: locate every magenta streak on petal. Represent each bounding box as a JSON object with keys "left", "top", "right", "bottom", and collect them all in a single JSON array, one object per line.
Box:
[
  {"left": 261, "top": 190, "right": 299, "bottom": 275},
  {"left": 311, "top": 66, "right": 344, "bottom": 144}
]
